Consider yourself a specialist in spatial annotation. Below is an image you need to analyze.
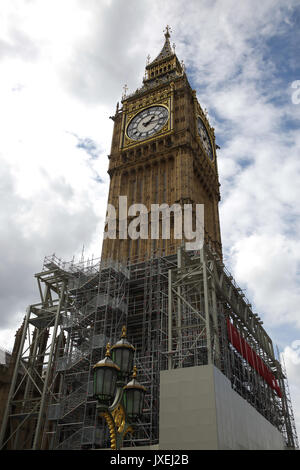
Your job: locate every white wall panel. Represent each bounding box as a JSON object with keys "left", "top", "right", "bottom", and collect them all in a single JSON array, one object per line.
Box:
[
  {"left": 213, "top": 367, "right": 285, "bottom": 450},
  {"left": 159, "top": 365, "right": 285, "bottom": 450}
]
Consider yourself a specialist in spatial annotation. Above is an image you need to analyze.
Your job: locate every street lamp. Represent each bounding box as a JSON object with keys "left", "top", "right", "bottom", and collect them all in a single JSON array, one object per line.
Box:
[
  {"left": 123, "top": 366, "right": 146, "bottom": 419},
  {"left": 93, "top": 343, "right": 120, "bottom": 405},
  {"left": 111, "top": 325, "right": 135, "bottom": 378},
  {"left": 93, "top": 326, "right": 146, "bottom": 450}
]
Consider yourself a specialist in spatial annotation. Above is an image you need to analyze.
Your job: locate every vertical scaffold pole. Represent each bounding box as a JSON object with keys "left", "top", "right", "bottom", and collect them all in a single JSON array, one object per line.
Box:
[
  {"left": 32, "top": 280, "right": 66, "bottom": 449},
  {"left": 177, "top": 247, "right": 182, "bottom": 363},
  {"left": 168, "top": 269, "right": 173, "bottom": 370},
  {"left": 0, "top": 307, "right": 30, "bottom": 449},
  {"left": 201, "top": 246, "right": 212, "bottom": 365}
]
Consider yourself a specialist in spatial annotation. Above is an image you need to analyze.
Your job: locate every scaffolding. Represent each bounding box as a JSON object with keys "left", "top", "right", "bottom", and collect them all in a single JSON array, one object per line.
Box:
[{"left": 0, "top": 244, "right": 298, "bottom": 449}]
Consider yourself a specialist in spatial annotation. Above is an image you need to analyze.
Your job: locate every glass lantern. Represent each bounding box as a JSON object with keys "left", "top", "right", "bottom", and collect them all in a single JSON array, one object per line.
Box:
[
  {"left": 123, "top": 366, "right": 146, "bottom": 419},
  {"left": 111, "top": 326, "right": 135, "bottom": 378},
  {"left": 93, "top": 343, "right": 120, "bottom": 405}
]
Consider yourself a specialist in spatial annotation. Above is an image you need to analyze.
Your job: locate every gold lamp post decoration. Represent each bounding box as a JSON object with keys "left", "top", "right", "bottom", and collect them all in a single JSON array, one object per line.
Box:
[{"left": 93, "top": 327, "right": 146, "bottom": 450}]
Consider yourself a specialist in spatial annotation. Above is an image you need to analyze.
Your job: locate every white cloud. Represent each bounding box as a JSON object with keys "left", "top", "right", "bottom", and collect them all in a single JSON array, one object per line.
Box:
[{"left": 231, "top": 234, "right": 300, "bottom": 325}]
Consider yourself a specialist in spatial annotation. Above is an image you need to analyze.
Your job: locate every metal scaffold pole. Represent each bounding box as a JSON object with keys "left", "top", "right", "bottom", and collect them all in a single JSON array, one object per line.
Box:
[
  {"left": 32, "top": 280, "right": 66, "bottom": 449},
  {"left": 0, "top": 307, "right": 30, "bottom": 449},
  {"left": 168, "top": 269, "right": 173, "bottom": 370},
  {"left": 201, "top": 246, "right": 212, "bottom": 364}
]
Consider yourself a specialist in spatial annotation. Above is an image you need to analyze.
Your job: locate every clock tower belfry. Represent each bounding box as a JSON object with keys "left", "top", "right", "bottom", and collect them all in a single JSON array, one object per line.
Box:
[{"left": 101, "top": 27, "right": 222, "bottom": 264}]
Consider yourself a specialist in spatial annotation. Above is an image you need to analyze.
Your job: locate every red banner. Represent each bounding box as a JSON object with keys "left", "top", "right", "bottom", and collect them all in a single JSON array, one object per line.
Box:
[{"left": 226, "top": 318, "right": 282, "bottom": 398}]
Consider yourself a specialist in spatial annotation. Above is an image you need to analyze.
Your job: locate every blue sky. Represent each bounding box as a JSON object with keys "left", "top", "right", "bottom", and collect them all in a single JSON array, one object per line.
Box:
[{"left": 0, "top": 0, "right": 299, "bottom": 442}]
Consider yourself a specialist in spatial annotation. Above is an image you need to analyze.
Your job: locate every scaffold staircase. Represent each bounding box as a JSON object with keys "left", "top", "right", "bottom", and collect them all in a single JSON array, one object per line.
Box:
[
  {"left": 55, "top": 428, "right": 83, "bottom": 450},
  {"left": 60, "top": 384, "right": 88, "bottom": 420}
]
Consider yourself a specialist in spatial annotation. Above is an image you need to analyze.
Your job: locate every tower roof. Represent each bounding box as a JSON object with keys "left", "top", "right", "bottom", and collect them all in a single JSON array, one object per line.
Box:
[
  {"left": 143, "top": 26, "right": 183, "bottom": 83},
  {"left": 122, "top": 26, "right": 184, "bottom": 102},
  {"left": 148, "top": 26, "right": 174, "bottom": 66}
]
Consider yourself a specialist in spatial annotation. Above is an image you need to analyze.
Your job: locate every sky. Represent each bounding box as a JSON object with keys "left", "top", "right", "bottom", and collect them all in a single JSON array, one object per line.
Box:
[{"left": 0, "top": 0, "right": 299, "bottom": 443}]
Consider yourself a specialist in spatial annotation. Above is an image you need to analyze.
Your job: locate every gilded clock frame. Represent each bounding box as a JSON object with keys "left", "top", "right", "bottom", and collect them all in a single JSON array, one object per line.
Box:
[{"left": 121, "top": 97, "right": 173, "bottom": 150}]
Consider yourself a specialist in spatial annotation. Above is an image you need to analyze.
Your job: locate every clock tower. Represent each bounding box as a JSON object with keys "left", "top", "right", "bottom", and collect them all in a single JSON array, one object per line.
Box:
[{"left": 101, "top": 27, "right": 222, "bottom": 264}]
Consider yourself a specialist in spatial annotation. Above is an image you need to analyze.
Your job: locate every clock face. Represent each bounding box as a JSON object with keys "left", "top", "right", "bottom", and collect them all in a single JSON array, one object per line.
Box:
[
  {"left": 197, "top": 116, "right": 214, "bottom": 161},
  {"left": 127, "top": 105, "right": 169, "bottom": 141}
]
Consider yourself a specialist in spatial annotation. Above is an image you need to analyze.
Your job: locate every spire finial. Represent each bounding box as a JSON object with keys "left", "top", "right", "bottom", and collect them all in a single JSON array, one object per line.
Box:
[
  {"left": 164, "top": 25, "right": 172, "bottom": 39},
  {"left": 122, "top": 84, "right": 128, "bottom": 99},
  {"left": 132, "top": 365, "right": 137, "bottom": 378},
  {"left": 180, "top": 60, "right": 185, "bottom": 74},
  {"left": 121, "top": 325, "right": 127, "bottom": 338}
]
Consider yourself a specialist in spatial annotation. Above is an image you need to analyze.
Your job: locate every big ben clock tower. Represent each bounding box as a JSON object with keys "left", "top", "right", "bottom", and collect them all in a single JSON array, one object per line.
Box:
[{"left": 101, "top": 26, "right": 222, "bottom": 263}]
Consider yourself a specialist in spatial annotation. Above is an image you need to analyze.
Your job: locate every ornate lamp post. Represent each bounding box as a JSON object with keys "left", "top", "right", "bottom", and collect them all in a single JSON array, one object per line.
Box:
[{"left": 93, "top": 326, "right": 146, "bottom": 450}]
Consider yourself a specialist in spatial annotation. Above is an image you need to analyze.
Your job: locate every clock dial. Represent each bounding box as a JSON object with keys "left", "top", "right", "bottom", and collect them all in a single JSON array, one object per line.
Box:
[
  {"left": 197, "top": 116, "right": 214, "bottom": 161},
  {"left": 127, "top": 105, "right": 169, "bottom": 141}
]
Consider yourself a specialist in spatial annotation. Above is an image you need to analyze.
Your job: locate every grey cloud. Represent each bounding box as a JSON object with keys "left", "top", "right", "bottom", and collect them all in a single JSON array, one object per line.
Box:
[
  {"left": 39, "top": 168, "right": 75, "bottom": 200},
  {"left": 60, "top": 0, "right": 152, "bottom": 105},
  {"left": 0, "top": 161, "right": 100, "bottom": 330},
  {"left": 0, "top": 28, "right": 39, "bottom": 61}
]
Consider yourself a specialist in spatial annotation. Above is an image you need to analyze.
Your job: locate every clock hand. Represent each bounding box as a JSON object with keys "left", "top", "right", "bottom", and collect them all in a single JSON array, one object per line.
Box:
[
  {"left": 143, "top": 116, "right": 155, "bottom": 127},
  {"left": 145, "top": 118, "right": 163, "bottom": 125},
  {"left": 142, "top": 119, "right": 164, "bottom": 131}
]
